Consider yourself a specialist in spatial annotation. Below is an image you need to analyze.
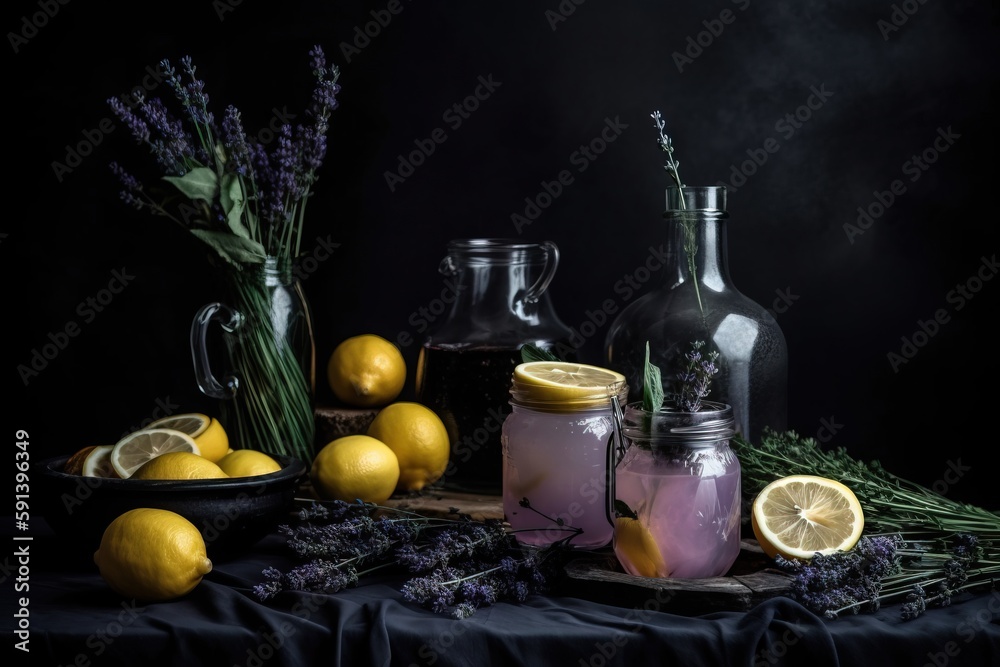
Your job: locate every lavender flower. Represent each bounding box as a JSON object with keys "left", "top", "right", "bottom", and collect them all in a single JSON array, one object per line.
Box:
[
  {"left": 668, "top": 340, "right": 720, "bottom": 412},
  {"left": 107, "top": 46, "right": 341, "bottom": 266},
  {"left": 254, "top": 501, "right": 559, "bottom": 619}
]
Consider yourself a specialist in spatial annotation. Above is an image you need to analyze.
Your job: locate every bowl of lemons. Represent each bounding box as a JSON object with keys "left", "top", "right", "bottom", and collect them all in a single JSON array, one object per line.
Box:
[{"left": 34, "top": 413, "right": 309, "bottom": 560}]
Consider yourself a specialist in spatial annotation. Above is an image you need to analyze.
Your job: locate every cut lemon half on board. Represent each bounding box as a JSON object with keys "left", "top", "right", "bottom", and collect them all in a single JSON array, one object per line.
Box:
[
  {"left": 751, "top": 475, "right": 865, "bottom": 561},
  {"left": 513, "top": 361, "right": 626, "bottom": 402},
  {"left": 147, "top": 413, "right": 229, "bottom": 463},
  {"left": 110, "top": 429, "right": 201, "bottom": 479},
  {"left": 83, "top": 445, "right": 120, "bottom": 478}
]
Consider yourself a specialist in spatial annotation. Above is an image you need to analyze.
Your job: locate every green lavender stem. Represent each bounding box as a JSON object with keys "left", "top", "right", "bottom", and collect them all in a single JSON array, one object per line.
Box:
[{"left": 221, "top": 264, "right": 316, "bottom": 462}]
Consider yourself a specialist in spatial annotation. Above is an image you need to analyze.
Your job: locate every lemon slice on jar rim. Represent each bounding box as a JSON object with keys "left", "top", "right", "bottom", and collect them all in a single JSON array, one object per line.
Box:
[{"left": 512, "top": 361, "right": 626, "bottom": 403}]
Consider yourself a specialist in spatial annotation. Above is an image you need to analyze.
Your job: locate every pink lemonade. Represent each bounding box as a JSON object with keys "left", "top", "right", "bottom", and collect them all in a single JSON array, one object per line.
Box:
[
  {"left": 502, "top": 406, "right": 617, "bottom": 549},
  {"left": 614, "top": 445, "right": 741, "bottom": 578}
]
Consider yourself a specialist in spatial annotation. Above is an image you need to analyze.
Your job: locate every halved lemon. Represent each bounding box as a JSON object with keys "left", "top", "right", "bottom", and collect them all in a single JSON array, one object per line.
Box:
[
  {"left": 110, "top": 429, "right": 201, "bottom": 479},
  {"left": 147, "top": 413, "right": 229, "bottom": 463},
  {"left": 64, "top": 445, "right": 98, "bottom": 475},
  {"left": 614, "top": 516, "right": 668, "bottom": 578},
  {"left": 513, "top": 361, "right": 626, "bottom": 402},
  {"left": 82, "top": 445, "right": 120, "bottom": 478},
  {"left": 751, "top": 474, "right": 865, "bottom": 561}
]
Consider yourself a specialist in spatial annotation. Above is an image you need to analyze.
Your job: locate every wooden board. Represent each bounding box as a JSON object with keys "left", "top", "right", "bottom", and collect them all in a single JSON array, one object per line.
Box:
[
  {"left": 557, "top": 542, "right": 794, "bottom": 615},
  {"left": 379, "top": 487, "right": 793, "bottom": 614}
]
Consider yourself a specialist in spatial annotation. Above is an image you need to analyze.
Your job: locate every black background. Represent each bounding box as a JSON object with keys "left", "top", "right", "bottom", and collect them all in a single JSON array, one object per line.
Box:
[{"left": 7, "top": 0, "right": 998, "bottom": 509}]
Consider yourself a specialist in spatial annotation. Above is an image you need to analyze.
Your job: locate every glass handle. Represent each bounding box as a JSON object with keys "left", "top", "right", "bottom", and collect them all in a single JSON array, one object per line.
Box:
[
  {"left": 190, "top": 301, "right": 243, "bottom": 400},
  {"left": 523, "top": 241, "right": 559, "bottom": 304}
]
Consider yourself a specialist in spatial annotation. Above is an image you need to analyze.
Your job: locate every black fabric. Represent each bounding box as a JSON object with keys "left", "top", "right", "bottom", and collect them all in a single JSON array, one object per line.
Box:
[{"left": 14, "top": 527, "right": 1000, "bottom": 667}]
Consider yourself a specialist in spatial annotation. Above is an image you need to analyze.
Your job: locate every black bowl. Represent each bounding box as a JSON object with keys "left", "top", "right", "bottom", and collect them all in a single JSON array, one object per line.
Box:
[{"left": 34, "top": 454, "right": 308, "bottom": 561}]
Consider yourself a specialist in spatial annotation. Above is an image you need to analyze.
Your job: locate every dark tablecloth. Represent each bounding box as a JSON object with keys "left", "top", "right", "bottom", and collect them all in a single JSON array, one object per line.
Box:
[{"left": 9, "top": 522, "right": 1000, "bottom": 667}]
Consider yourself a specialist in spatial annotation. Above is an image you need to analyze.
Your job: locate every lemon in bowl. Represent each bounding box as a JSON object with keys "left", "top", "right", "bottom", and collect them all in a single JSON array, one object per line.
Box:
[
  {"left": 217, "top": 450, "right": 283, "bottom": 477},
  {"left": 34, "top": 452, "right": 307, "bottom": 560}
]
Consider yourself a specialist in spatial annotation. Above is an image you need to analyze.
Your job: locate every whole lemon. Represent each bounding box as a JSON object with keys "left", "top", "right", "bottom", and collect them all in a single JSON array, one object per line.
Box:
[
  {"left": 217, "top": 449, "right": 282, "bottom": 477},
  {"left": 366, "top": 402, "right": 450, "bottom": 492},
  {"left": 310, "top": 435, "right": 400, "bottom": 504},
  {"left": 327, "top": 334, "right": 406, "bottom": 408},
  {"left": 130, "top": 451, "right": 229, "bottom": 480},
  {"left": 93, "top": 508, "right": 213, "bottom": 601}
]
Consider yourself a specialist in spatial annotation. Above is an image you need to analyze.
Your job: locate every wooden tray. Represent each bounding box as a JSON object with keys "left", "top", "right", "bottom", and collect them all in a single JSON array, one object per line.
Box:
[{"left": 381, "top": 488, "right": 793, "bottom": 615}]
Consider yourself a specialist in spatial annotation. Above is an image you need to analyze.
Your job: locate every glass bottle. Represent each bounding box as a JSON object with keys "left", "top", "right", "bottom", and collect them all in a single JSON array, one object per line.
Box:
[
  {"left": 416, "top": 239, "right": 575, "bottom": 494},
  {"left": 604, "top": 186, "right": 787, "bottom": 444},
  {"left": 501, "top": 364, "right": 628, "bottom": 549},
  {"left": 614, "top": 400, "right": 741, "bottom": 578},
  {"left": 191, "top": 256, "right": 316, "bottom": 463}
]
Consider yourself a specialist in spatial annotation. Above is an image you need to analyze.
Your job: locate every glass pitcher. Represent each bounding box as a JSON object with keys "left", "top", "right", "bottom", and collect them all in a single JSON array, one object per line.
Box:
[{"left": 415, "top": 239, "right": 574, "bottom": 494}]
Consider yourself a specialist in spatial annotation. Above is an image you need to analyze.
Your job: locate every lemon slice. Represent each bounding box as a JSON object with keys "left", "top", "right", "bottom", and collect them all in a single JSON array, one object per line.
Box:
[
  {"left": 751, "top": 474, "right": 865, "bottom": 561},
  {"left": 147, "top": 413, "right": 229, "bottom": 462},
  {"left": 110, "top": 428, "right": 201, "bottom": 479},
  {"left": 513, "top": 361, "right": 626, "bottom": 402},
  {"left": 83, "top": 445, "right": 120, "bottom": 478},
  {"left": 614, "top": 517, "right": 668, "bottom": 578},
  {"left": 64, "top": 445, "right": 98, "bottom": 475}
]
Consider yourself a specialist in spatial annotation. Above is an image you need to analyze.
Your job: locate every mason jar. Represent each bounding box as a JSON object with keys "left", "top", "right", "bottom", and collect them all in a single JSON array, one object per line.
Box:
[
  {"left": 501, "top": 365, "right": 628, "bottom": 549},
  {"left": 614, "top": 400, "right": 741, "bottom": 578}
]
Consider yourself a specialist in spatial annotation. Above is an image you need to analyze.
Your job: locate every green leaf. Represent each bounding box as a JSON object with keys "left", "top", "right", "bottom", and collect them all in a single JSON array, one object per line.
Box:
[
  {"left": 641, "top": 341, "right": 664, "bottom": 412},
  {"left": 190, "top": 229, "right": 266, "bottom": 266},
  {"left": 614, "top": 499, "right": 637, "bottom": 520},
  {"left": 219, "top": 174, "right": 251, "bottom": 239},
  {"left": 162, "top": 167, "right": 219, "bottom": 203},
  {"left": 520, "top": 343, "right": 561, "bottom": 363}
]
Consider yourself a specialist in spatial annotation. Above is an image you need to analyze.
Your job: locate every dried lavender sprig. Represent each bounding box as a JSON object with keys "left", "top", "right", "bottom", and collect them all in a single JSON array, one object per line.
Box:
[
  {"left": 776, "top": 532, "right": 1000, "bottom": 620},
  {"left": 651, "top": 109, "right": 702, "bottom": 313},
  {"left": 254, "top": 500, "right": 561, "bottom": 618},
  {"left": 668, "top": 340, "right": 720, "bottom": 412}
]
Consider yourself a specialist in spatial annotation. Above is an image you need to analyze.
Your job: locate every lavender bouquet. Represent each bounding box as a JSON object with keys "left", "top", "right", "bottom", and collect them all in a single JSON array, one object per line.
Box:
[
  {"left": 106, "top": 47, "right": 342, "bottom": 462},
  {"left": 108, "top": 46, "right": 341, "bottom": 266}
]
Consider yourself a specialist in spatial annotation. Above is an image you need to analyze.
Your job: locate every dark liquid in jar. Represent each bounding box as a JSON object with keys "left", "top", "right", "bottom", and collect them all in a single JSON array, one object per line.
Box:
[{"left": 415, "top": 345, "right": 522, "bottom": 494}]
